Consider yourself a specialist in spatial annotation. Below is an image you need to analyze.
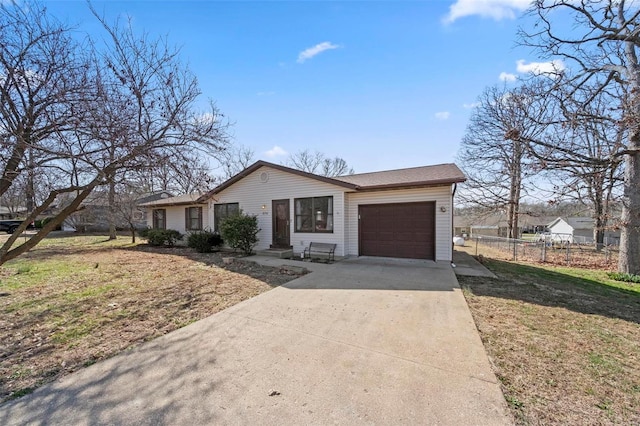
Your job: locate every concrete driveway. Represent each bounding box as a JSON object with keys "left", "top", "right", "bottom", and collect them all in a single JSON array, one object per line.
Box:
[{"left": 0, "top": 257, "right": 510, "bottom": 425}]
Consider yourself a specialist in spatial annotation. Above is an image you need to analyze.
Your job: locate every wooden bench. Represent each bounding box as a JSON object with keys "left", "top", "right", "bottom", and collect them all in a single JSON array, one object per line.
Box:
[{"left": 303, "top": 242, "right": 337, "bottom": 263}]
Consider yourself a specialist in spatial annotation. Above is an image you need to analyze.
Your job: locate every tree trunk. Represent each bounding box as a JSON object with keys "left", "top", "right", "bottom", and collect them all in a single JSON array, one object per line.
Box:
[
  {"left": 618, "top": 146, "right": 640, "bottom": 274},
  {"left": 594, "top": 226, "right": 604, "bottom": 251},
  {"left": 593, "top": 193, "right": 605, "bottom": 251},
  {"left": 130, "top": 225, "right": 136, "bottom": 244},
  {"left": 507, "top": 140, "right": 523, "bottom": 239},
  {"left": 618, "top": 37, "right": 640, "bottom": 274},
  {"left": 26, "top": 149, "right": 35, "bottom": 215},
  {"left": 108, "top": 176, "right": 117, "bottom": 240}
]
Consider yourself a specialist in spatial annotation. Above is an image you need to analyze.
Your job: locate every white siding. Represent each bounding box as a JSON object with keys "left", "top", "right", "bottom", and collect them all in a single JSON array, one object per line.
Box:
[
  {"left": 207, "top": 166, "right": 347, "bottom": 256},
  {"left": 548, "top": 219, "right": 573, "bottom": 236},
  {"left": 146, "top": 204, "right": 209, "bottom": 236},
  {"left": 345, "top": 186, "right": 454, "bottom": 261}
]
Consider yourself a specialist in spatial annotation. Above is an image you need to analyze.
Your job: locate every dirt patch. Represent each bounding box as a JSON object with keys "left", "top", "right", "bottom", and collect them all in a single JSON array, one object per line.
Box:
[
  {"left": 460, "top": 259, "right": 640, "bottom": 425},
  {"left": 0, "top": 237, "right": 305, "bottom": 403}
]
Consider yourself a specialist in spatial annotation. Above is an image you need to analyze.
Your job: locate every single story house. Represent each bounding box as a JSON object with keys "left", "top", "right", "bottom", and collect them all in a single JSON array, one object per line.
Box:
[
  {"left": 139, "top": 193, "right": 208, "bottom": 233},
  {"left": 142, "top": 160, "right": 465, "bottom": 262},
  {"left": 547, "top": 217, "right": 621, "bottom": 245},
  {"left": 63, "top": 190, "right": 174, "bottom": 232},
  {"left": 454, "top": 213, "right": 554, "bottom": 239},
  {"left": 0, "top": 206, "right": 27, "bottom": 220}
]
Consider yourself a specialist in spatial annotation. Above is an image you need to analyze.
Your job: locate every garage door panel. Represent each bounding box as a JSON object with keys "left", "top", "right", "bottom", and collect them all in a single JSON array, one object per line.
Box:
[{"left": 359, "top": 202, "right": 436, "bottom": 260}]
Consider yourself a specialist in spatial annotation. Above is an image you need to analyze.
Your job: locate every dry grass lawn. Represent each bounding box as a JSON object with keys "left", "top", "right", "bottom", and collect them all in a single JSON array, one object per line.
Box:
[
  {"left": 0, "top": 233, "right": 305, "bottom": 403},
  {"left": 456, "top": 247, "right": 640, "bottom": 425}
]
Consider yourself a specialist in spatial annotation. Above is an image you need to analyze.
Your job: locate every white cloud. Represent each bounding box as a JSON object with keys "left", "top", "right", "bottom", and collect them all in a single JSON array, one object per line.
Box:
[
  {"left": 463, "top": 102, "right": 480, "bottom": 109},
  {"left": 499, "top": 72, "right": 517, "bottom": 82},
  {"left": 435, "top": 111, "right": 451, "bottom": 120},
  {"left": 297, "top": 42, "right": 340, "bottom": 64},
  {"left": 264, "top": 145, "right": 288, "bottom": 158},
  {"left": 443, "top": 0, "right": 530, "bottom": 24},
  {"left": 516, "top": 59, "right": 565, "bottom": 76}
]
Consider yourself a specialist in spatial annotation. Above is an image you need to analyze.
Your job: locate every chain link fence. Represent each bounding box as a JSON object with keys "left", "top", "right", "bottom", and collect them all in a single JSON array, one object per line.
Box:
[{"left": 469, "top": 235, "right": 618, "bottom": 269}]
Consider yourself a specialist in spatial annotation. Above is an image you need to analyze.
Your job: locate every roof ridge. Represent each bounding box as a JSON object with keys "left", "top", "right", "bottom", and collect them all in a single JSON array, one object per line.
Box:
[{"left": 336, "top": 162, "right": 458, "bottom": 179}]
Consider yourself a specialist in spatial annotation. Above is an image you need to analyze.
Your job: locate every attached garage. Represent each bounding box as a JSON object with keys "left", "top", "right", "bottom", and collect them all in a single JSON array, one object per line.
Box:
[
  {"left": 193, "top": 160, "right": 465, "bottom": 262},
  {"left": 359, "top": 202, "right": 436, "bottom": 260}
]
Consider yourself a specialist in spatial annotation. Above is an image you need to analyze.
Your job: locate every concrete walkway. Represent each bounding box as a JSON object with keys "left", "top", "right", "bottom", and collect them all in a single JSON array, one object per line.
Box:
[
  {"left": 452, "top": 250, "right": 498, "bottom": 278},
  {"left": 1, "top": 257, "right": 510, "bottom": 425}
]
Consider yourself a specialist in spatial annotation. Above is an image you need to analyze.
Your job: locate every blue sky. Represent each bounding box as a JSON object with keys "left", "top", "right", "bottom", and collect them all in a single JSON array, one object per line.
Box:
[{"left": 43, "top": 0, "right": 551, "bottom": 174}]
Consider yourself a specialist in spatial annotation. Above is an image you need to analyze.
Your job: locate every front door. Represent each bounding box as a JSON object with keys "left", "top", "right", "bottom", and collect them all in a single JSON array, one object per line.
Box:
[{"left": 272, "top": 199, "right": 290, "bottom": 248}]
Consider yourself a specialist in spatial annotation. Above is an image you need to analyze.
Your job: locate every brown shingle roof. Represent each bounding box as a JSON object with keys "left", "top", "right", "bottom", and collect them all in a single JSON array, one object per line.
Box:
[
  {"left": 198, "top": 161, "right": 360, "bottom": 201},
  {"left": 198, "top": 160, "right": 465, "bottom": 202},
  {"left": 335, "top": 163, "right": 465, "bottom": 189},
  {"left": 138, "top": 193, "right": 205, "bottom": 207}
]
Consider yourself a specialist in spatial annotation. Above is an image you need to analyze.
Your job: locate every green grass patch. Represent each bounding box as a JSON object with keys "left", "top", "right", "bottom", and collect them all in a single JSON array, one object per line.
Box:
[
  {"left": 1, "top": 259, "right": 94, "bottom": 291},
  {"left": 61, "top": 283, "right": 117, "bottom": 302},
  {"left": 8, "top": 387, "right": 36, "bottom": 400},
  {"left": 607, "top": 271, "right": 640, "bottom": 284},
  {"left": 505, "top": 394, "right": 524, "bottom": 409},
  {"left": 484, "top": 258, "right": 640, "bottom": 296},
  {"left": 587, "top": 352, "right": 622, "bottom": 374},
  {"left": 51, "top": 319, "right": 100, "bottom": 346}
]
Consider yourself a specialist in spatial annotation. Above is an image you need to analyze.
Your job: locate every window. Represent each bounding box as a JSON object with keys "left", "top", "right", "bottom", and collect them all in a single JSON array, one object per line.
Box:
[
  {"left": 213, "top": 203, "right": 239, "bottom": 232},
  {"left": 295, "top": 196, "right": 333, "bottom": 233},
  {"left": 185, "top": 206, "right": 203, "bottom": 231},
  {"left": 152, "top": 209, "right": 166, "bottom": 229}
]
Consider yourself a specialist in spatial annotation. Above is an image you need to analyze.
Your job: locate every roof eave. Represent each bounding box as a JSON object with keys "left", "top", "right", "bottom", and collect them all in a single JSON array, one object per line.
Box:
[
  {"left": 139, "top": 201, "right": 206, "bottom": 208},
  {"left": 353, "top": 178, "right": 465, "bottom": 192}
]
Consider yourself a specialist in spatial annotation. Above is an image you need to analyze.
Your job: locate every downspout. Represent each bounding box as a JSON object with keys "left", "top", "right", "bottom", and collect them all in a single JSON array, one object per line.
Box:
[{"left": 451, "top": 183, "right": 457, "bottom": 264}]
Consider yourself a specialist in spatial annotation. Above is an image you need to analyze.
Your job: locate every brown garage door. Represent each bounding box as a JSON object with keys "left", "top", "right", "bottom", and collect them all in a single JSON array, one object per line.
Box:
[{"left": 359, "top": 202, "right": 436, "bottom": 260}]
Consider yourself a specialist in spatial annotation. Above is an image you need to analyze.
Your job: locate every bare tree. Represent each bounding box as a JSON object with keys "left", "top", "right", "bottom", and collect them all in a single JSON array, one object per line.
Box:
[
  {"left": 286, "top": 149, "right": 354, "bottom": 177},
  {"left": 522, "top": 84, "right": 624, "bottom": 249},
  {"left": 112, "top": 183, "right": 147, "bottom": 243},
  {"left": 218, "top": 144, "right": 255, "bottom": 180},
  {"left": 0, "top": 3, "right": 88, "bottom": 201},
  {"left": 518, "top": 0, "right": 640, "bottom": 273},
  {"left": 134, "top": 155, "right": 216, "bottom": 195},
  {"left": 457, "top": 83, "right": 549, "bottom": 239},
  {"left": 0, "top": 173, "right": 27, "bottom": 217},
  {"left": 0, "top": 2, "right": 229, "bottom": 264}
]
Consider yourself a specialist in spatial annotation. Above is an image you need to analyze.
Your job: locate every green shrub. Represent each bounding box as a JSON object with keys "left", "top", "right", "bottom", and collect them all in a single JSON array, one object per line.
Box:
[
  {"left": 219, "top": 211, "right": 260, "bottom": 256},
  {"left": 187, "top": 230, "right": 224, "bottom": 253},
  {"left": 38, "top": 217, "right": 61, "bottom": 231},
  {"left": 607, "top": 272, "right": 640, "bottom": 284},
  {"left": 140, "top": 228, "right": 183, "bottom": 247}
]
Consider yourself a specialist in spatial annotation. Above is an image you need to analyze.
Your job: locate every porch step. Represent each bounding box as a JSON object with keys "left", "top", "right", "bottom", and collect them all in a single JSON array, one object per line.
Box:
[{"left": 257, "top": 248, "right": 294, "bottom": 259}]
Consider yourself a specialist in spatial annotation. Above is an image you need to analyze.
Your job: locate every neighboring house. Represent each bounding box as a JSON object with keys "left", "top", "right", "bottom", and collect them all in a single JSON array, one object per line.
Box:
[
  {"left": 134, "top": 191, "right": 174, "bottom": 226},
  {"left": 546, "top": 217, "right": 621, "bottom": 245},
  {"left": 454, "top": 215, "right": 502, "bottom": 237},
  {"left": 0, "top": 206, "right": 27, "bottom": 220},
  {"left": 64, "top": 190, "right": 173, "bottom": 232},
  {"left": 147, "top": 160, "right": 465, "bottom": 261},
  {"left": 454, "top": 213, "right": 555, "bottom": 239},
  {"left": 139, "top": 193, "right": 208, "bottom": 235}
]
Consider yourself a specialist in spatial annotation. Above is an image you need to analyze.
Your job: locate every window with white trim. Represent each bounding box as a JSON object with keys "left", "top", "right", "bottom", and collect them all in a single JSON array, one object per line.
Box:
[
  {"left": 294, "top": 196, "right": 333, "bottom": 233},
  {"left": 185, "top": 206, "right": 203, "bottom": 231},
  {"left": 152, "top": 209, "right": 166, "bottom": 229}
]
